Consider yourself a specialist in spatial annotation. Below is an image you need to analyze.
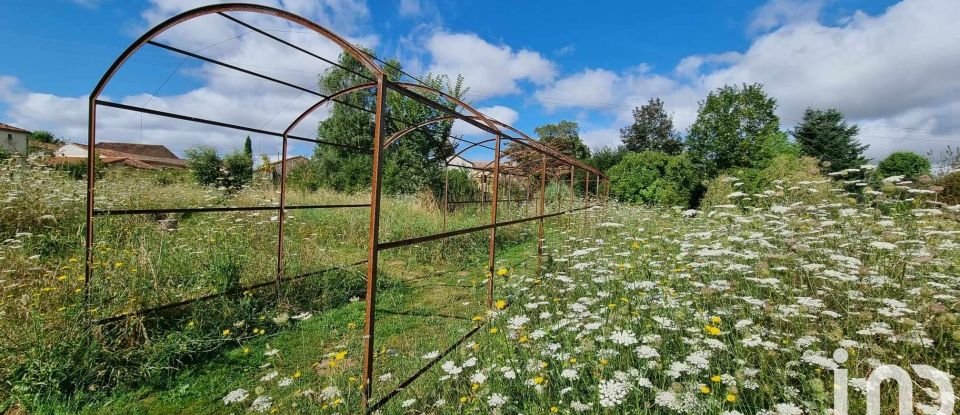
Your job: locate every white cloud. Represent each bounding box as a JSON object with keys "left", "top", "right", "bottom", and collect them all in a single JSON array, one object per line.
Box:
[
  {"left": 451, "top": 105, "right": 518, "bottom": 138},
  {"left": 580, "top": 127, "right": 620, "bottom": 150},
  {"left": 535, "top": 69, "right": 619, "bottom": 111},
  {"left": 425, "top": 31, "right": 556, "bottom": 98}
]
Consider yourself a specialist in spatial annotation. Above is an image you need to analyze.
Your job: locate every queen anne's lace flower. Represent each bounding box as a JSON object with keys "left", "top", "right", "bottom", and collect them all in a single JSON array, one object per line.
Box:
[{"left": 598, "top": 378, "right": 630, "bottom": 407}]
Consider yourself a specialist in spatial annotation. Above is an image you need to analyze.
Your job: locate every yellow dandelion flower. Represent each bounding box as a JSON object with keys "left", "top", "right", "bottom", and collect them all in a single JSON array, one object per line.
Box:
[
  {"left": 550, "top": 406, "right": 559, "bottom": 413},
  {"left": 489, "top": 327, "right": 499, "bottom": 334},
  {"left": 711, "top": 315, "right": 721, "bottom": 324},
  {"left": 335, "top": 351, "right": 348, "bottom": 360},
  {"left": 726, "top": 393, "right": 737, "bottom": 403},
  {"left": 704, "top": 325, "right": 721, "bottom": 336},
  {"left": 496, "top": 267, "right": 509, "bottom": 277},
  {"left": 699, "top": 384, "right": 711, "bottom": 394},
  {"left": 533, "top": 376, "right": 545, "bottom": 385},
  {"left": 711, "top": 375, "right": 722, "bottom": 383},
  {"left": 495, "top": 299, "right": 507, "bottom": 310},
  {"left": 222, "top": 329, "right": 231, "bottom": 336}
]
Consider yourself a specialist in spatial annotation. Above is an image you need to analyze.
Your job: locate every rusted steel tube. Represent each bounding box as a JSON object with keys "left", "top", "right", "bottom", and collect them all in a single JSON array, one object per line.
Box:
[
  {"left": 486, "top": 135, "right": 502, "bottom": 308},
  {"left": 537, "top": 154, "right": 547, "bottom": 271},
  {"left": 361, "top": 76, "right": 388, "bottom": 406}
]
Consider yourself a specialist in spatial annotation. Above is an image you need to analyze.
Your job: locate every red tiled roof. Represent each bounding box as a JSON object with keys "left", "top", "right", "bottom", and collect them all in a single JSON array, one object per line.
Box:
[
  {"left": 0, "top": 123, "right": 30, "bottom": 133},
  {"left": 96, "top": 142, "right": 179, "bottom": 159},
  {"left": 56, "top": 143, "right": 187, "bottom": 168}
]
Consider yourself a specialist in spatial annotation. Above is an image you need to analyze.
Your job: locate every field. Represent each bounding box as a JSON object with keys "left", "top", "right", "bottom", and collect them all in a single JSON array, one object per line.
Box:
[{"left": 1, "top": 157, "right": 959, "bottom": 414}]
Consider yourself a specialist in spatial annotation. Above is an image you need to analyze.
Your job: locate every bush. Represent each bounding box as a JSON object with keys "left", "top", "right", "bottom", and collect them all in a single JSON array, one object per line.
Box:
[
  {"left": 56, "top": 158, "right": 105, "bottom": 181},
  {"left": 877, "top": 151, "right": 930, "bottom": 180},
  {"left": 608, "top": 151, "right": 700, "bottom": 207},
  {"left": 699, "top": 155, "right": 838, "bottom": 209},
  {"left": 184, "top": 146, "right": 221, "bottom": 187},
  {"left": 221, "top": 150, "right": 253, "bottom": 189},
  {"left": 437, "top": 168, "right": 480, "bottom": 204}
]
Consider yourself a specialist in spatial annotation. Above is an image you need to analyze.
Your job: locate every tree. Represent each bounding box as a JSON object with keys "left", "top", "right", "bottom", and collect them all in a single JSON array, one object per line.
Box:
[
  {"left": 504, "top": 120, "right": 590, "bottom": 175},
  {"left": 792, "top": 108, "right": 867, "bottom": 172},
  {"left": 29, "top": 130, "right": 64, "bottom": 145},
  {"left": 243, "top": 136, "right": 253, "bottom": 161},
  {"left": 535, "top": 121, "right": 590, "bottom": 159},
  {"left": 184, "top": 146, "right": 222, "bottom": 186},
  {"left": 686, "top": 83, "right": 790, "bottom": 177},
  {"left": 607, "top": 151, "right": 699, "bottom": 207},
  {"left": 620, "top": 98, "right": 682, "bottom": 154},
  {"left": 310, "top": 50, "right": 463, "bottom": 194},
  {"left": 877, "top": 151, "right": 931, "bottom": 180},
  {"left": 587, "top": 146, "right": 626, "bottom": 173}
]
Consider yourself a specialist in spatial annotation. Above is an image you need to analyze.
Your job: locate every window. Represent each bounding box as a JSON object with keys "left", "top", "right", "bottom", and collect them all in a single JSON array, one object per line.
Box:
[{"left": 6, "top": 134, "right": 11, "bottom": 140}]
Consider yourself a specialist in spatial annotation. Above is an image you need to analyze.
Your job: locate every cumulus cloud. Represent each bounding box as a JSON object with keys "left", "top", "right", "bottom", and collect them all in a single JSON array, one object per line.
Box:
[
  {"left": 425, "top": 31, "right": 556, "bottom": 98},
  {"left": 451, "top": 105, "right": 518, "bottom": 138},
  {"left": 539, "top": 0, "right": 960, "bottom": 160},
  {"left": 535, "top": 69, "right": 619, "bottom": 111}
]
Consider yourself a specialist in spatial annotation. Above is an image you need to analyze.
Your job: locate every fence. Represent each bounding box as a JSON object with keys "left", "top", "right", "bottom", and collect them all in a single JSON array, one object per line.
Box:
[{"left": 84, "top": 4, "right": 608, "bottom": 412}]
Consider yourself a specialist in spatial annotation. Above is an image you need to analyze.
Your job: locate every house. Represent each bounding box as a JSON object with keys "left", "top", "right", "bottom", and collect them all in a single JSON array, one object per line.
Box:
[
  {"left": 0, "top": 123, "right": 30, "bottom": 154},
  {"left": 52, "top": 142, "right": 187, "bottom": 170}
]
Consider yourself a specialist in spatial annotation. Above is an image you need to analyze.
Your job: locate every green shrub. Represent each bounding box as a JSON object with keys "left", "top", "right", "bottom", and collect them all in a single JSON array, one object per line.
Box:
[
  {"left": 877, "top": 151, "right": 931, "bottom": 180},
  {"left": 438, "top": 168, "right": 480, "bottom": 204},
  {"left": 184, "top": 146, "right": 221, "bottom": 186},
  {"left": 0, "top": 147, "right": 9, "bottom": 161},
  {"left": 699, "top": 155, "right": 839, "bottom": 209},
  {"left": 221, "top": 150, "right": 253, "bottom": 189},
  {"left": 608, "top": 151, "right": 699, "bottom": 207},
  {"left": 55, "top": 158, "right": 105, "bottom": 181}
]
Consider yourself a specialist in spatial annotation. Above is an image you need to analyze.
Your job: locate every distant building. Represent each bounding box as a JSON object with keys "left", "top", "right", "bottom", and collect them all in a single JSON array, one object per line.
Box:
[
  {"left": 263, "top": 156, "right": 309, "bottom": 181},
  {"left": 0, "top": 123, "right": 30, "bottom": 154},
  {"left": 52, "top": 142, "right": 186, "bottom": 170}
]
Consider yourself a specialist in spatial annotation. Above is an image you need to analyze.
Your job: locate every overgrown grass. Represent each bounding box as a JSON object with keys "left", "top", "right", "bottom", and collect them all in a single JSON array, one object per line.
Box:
[{"left": 0, "top": 157, "right": 578, "bottom": 412}]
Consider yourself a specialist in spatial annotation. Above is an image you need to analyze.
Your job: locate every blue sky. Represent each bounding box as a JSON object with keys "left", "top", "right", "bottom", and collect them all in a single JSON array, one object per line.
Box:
[{"left": 2, "top": 0, "right": 958, "bottom": 164}]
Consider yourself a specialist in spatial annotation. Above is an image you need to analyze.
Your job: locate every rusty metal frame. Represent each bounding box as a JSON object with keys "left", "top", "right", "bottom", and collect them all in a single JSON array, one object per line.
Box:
[{"left": 85, "top": 4, "right": 608, "bottom": 412}]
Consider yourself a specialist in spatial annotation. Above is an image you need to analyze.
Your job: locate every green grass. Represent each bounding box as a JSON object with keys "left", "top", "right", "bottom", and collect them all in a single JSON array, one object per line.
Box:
[{"left": 0, "top": 158, "right": 581, "bottom": 413}]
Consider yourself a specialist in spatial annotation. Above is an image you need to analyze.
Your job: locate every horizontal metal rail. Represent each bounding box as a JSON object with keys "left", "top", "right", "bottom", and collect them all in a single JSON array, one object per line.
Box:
[
  {"left": 447, "top": 198, "right": 529, "bottom": 205},
  {"left": 378, "top": 205, "right": 596, "bottom": 251},
  {"left": 93, "top": 203, "right": 370, "bottom": 216},
  {"left": 94, "top": 99, "right": 370, "bottom": 152},
  {"left": 94, "top": 259, "right": 368, "bottom": 325}
]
